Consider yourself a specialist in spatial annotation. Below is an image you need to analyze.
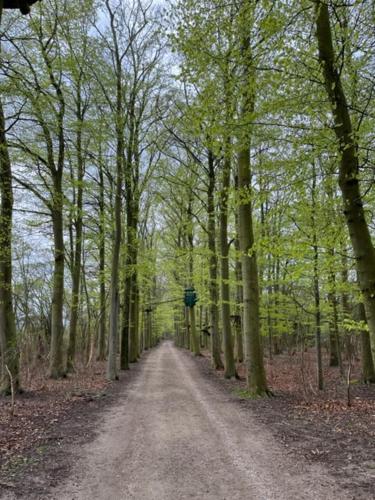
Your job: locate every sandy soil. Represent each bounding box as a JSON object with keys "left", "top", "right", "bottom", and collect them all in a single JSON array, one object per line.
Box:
[{"left": 33, "top": 341, "right": 350, "bottom": 500}]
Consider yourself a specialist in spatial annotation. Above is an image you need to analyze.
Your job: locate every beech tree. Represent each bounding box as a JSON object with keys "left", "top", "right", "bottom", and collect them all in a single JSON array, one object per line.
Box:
[{"left": 314, "top": 0, "right": 375, "bottom": 361}]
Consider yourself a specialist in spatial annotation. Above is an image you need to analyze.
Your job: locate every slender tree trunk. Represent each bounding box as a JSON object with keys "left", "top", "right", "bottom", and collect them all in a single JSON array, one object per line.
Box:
[
  {"left": 147, "top": 311, "right": 151, "bottom": 350},
  {"left": 325, "top": 180, "right": 343, "bottom": 372},
  {"left": 123, "top": 97, "right": 140, "bottom": 364},
  {"left": 106, "top": 2, "right": 124, "bottom": 381},
  {"left": 130, "top": 277, "right": 139, "bottom": 360},
  {"left": 187, "top": 200, "right": 200, "bottom": 356},
  {"left": 234, "top": 191, "right": 244, "bottom": 364},
  {"left": 67, "top": 93, "right": 84, "bottom": 372},
  {"left": 237, "top": 22, "right": 268, "bottom": 395},
  {"left": 354, "top": 303, "right": 375, "bottom": 383},
  {"left": 238, "top": 147, "right": 268, "bottom": 394},
  {"left": 97, "top": 160, "right": 106, "bottom": 361},
  {"left": 219, "top": 150, "right": 237, "bottom": 378},
  {"left": 48, "top": 83, "right": 66, "bottom": 379},
  {"left": 49, "top": 194, "right": 65, "bottom": 379},
  {"left": 315, "top": 1, "right": 375, "bottom": 360},
  {"left": 207, "top": 150, "right": 224, "bottom": 369},
  {"left": 311, "top": 164, "right": 323, "bottom": 390},
  {"left": 107, "top": 187, "right": 121, "bottom": 382},
  {"left": 120, "top": 281, "right": 130, "bottom": 370},
  {"left": 189, "top": 306, "right": 198, "bottom": 355},
  {"left": 121, "top": 248, "right": 131, "bottom": 369},
  {"left": 0, "top": 98, "right": 19, "bottom": 393},
  {"left": 184, "top": 306, "right": 190, "bottom": 350},
  {"left": 328, "top": 262, "right": 342, "bottom": 372}
]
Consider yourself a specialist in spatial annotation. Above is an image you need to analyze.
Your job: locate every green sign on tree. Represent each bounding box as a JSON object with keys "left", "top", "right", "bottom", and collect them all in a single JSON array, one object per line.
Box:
[{"left": 184, "top": 287, "right": 198, "bottom": 308}]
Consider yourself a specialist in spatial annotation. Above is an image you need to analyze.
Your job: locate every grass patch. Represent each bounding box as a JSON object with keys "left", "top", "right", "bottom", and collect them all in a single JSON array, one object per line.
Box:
[{"left": 233, "top": 388, "right": 262, "bottom": 399}]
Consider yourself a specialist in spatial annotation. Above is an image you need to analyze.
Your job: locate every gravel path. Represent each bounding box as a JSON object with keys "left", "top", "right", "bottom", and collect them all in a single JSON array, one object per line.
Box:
[{"left": 50, "top": 341, "right": 349, "bottom": 500}]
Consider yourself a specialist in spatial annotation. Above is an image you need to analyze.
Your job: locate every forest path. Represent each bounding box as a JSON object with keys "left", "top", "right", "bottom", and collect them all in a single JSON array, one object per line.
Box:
[{"left": 50, "top": 341, "right": 348, "bottom": 500}]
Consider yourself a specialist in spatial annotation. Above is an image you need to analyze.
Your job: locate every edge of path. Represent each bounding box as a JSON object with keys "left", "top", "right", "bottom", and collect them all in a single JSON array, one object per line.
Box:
[
  {"left": 186, "top": 347, "right": 374, "bottom": 500},
  {"left": 0, "top": 349, "right": 154, "bottom": 499}
]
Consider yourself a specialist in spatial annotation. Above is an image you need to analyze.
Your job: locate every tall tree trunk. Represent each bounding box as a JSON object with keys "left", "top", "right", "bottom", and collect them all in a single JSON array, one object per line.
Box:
[
  {"left": 0, "top": 98, "right": 19, "bottom": 393},
  {"left": 48, "top": 63, "right": 66, "bottom": 379},
  {"left": 107, "top": 166, "right": 121, "bottom": 381},
  {"left": 311, "top": 163, "right": 323, "bottom": 390},
  {"left": 207, "top": 150, "right": 224, "bottom": 369},
  {"left": 106, "top": 13, "right": 124, "bottom": 380},
  {"left": 106, "top": 1, "right": 124, "bottom": 381},
  {"left": 234, "top": 182, "right": 244, "bottom": 364},
  {"left": 49, "top": 104, "right": 66, "bottom": 379},
  {"left": 354, "top": 303, "right": 375, "bottom": 384},
  {"left": 67, "top": 90, "right": 84, "bottom": 372},
  {"left": 189, "top": 305, "right": 198, "bottom": 355},
  {"left": 49, "top": 191, "right": 65, "bottom": 379},
  {"left": 123, "top": 96, "right": 140, "bottom": 364},
  {"left": 121, "top": 248, "right": 131, "bottom": 369},
  {"left": 328, "top": 256, "right": 342, "bottom": 372},
  {"left": 97, "top": 159, "right": 106, "bottom": 361},
  {"left": 237, "top": 23, "right": 268, "bottom": 395},
  {"left": 315, "top": 1, "right": 375, "bottom": 361},
  {"left": 184, "top": 305, "right": 190, "bottom": 350},
  {"left": 130, "top": 276, "right": 139, "bottom": 360},
  {"left": 219, "top": 149, "right": 237, "bottom": 378},
  {"left": 187, "top": 199, "right": 200, "bottom": 356},
  {"left": 120, "top": 266, "right": 130, "bottom": 370}
]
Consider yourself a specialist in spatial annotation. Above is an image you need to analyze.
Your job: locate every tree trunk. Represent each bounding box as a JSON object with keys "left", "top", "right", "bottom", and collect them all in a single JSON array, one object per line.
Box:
[
  {"left": 120, "top": 275, "right": 130, "bottom": 370},
  {"left": 67, "top": 93, "right": 84, "bottom": 372},
  {"left": 97, "top": 160, "right": 106, "bottom": 361},
  {"left": 0, "top": 98, "right": 19, "bottom": 393},
  {"left": 106, "top": 2, "right": 124, "bottom": 381},
  {"left": 315, "top": 0, "right": 375, "bottom": 360},
  {"left": 238, "top": 147, "right": 268, "bottom": 394},
  {"left": 130, "top": 277, "right": 139, "bottom": 360},
  {"left": 219, "top": 150, "right": 237, "bottom": 378},
  {"left": 234, "top": 192, "right": 244, "bottom": 364},
  {"left": 237, "top": 25, "right": 268, "bottom": 395},
  {"left": 311, "top": 163, "right": 323, "bottom": 390},
  {"left": 189, "top": 306, "right": 198, "bottom": 355},
  {"left": 187, "top": 200, "right": 200, "bottom": 356},
  {"left": 49, "top": 195, "right": 65, "bottom": 379},
  {"left": 354, "top": 303, "right": 375, "bottom": 384},
  {"left": 184, "top": 306, "right": 190, "bottom": 350},
  {"left": 328, "top": 263, "right": 342, "bottom": 373},
  {"left": 47, "top": 53, "right": 66, "bottom": 379},
  {"left": 207, "top": 150, "right": 224, "bottom": 369}
]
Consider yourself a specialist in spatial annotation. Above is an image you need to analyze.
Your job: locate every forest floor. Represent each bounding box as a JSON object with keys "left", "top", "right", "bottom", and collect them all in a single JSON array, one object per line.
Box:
[
  {"left": 0, "top": 342, "right": 373, "bottom": 499},
  {"left": 196, "top": 347, "right": 375, "bottom": 500}
]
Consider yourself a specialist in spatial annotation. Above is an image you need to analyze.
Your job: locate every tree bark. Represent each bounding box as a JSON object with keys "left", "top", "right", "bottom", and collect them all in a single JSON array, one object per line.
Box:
[
  {"left": 207, "top": 150, "right": 224, "bottom": 369},
  {"left": 49, "top": 190, "right": 65, "bottom": 378},
  {"left": 106, "top": 4, "right": 124, "bottom": 381},
  {"left": 187, "top": 199, "right": 200, "bottom": 356},
  {"left": 219, "top": 150, "right": 237, "bottom": 378},
  {"left": 67, "top": 87, "right": 84, "bottom": 372},
  {"left": 237, "top": 23, "right": 268, "bottom": 394},
  {"left": 97, "top": 158, "right": 106, "bottom": 361},
  {"left": 234, "top": 182, "right": 244, "bottom": 364},
  {"left": 315, "top": 0, "right": 375, "bottom": 361},
  {"left": 354, "top": 303, "right": 375, "bottom": 384},
  {"left": 49, "top": 97, "right": 66, "bottom": 379},
  {"left": 311, "top": 163, "right": 323, "bottom": 390},
  {"left": 0, "top": 98, "right": 19, "bottom": 393}
]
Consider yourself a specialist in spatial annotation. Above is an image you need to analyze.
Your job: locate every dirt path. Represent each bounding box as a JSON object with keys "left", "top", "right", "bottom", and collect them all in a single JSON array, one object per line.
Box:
[{"left": 43, "top": 342, "right": 348, "bottom": 499}]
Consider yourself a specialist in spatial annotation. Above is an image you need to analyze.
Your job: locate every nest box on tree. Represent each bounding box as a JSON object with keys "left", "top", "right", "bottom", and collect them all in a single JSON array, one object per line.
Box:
[{"left": 3, "top": 0, "right": 40, "bottom": 15}]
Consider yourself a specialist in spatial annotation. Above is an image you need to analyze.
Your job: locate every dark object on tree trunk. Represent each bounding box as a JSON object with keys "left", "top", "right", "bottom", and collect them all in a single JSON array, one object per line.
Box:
[
  {"left": 201, "top": 327, "right": 211, "bottom": 337},
  {"left": 3, "top": 0, "right": 40, "bottom": 15}
]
